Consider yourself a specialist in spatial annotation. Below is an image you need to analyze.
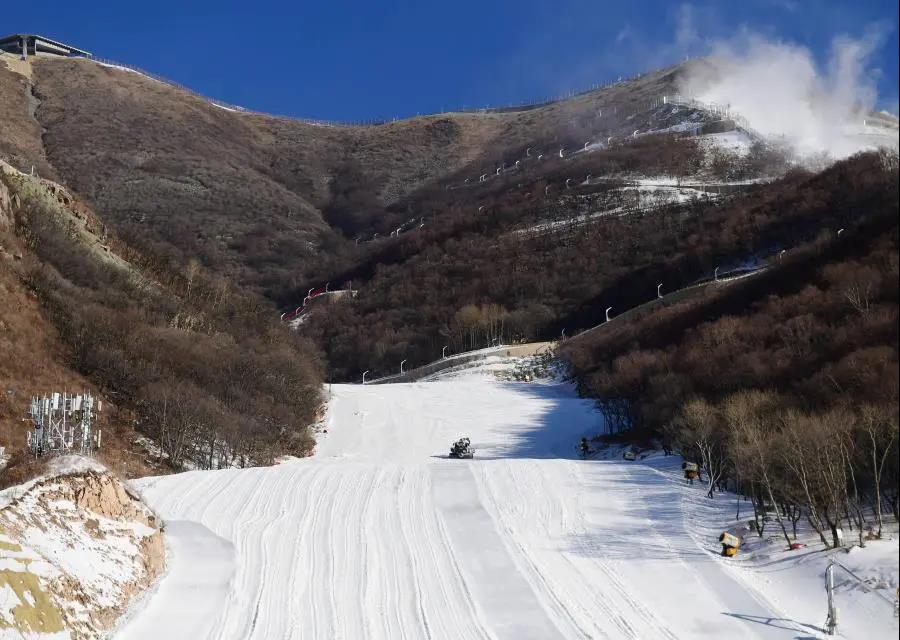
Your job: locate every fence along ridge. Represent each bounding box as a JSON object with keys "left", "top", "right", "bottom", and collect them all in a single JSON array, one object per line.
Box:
[{"left": 87, "top": 55, "right": 665, "bottom": 127}]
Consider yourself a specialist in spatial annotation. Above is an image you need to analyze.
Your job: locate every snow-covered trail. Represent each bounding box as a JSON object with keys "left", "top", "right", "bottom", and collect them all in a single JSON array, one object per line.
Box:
[
  {"left": 116, "top": 521, "right": 235, "bottom": 640},
  {"left": 127, "top": 376, "right": 812, "bottom": 639}
]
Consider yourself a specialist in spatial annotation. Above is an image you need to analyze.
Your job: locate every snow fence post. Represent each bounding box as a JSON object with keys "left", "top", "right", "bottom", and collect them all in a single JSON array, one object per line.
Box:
[{"left": 825, "top": 560, "right": 838, "bottom": 635}]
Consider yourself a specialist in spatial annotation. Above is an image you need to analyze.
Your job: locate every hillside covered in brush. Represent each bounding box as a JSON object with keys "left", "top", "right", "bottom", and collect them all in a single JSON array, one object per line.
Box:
[
  {"left": 0, "top": 158, "right": 322, "bottom": 481},
  {"left": 1, "top": 48, "right": 897, "bottom": 476},
  {"left": 6, "top": 56, "right": 742, "bottom": 293}
]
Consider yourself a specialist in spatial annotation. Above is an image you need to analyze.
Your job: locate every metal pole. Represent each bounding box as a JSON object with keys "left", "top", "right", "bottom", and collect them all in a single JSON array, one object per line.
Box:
[
  {"left": 362, "top": 370, "right": 370, "bottom": 385},
  {"left": 714, "top": 267, "right": 720, "bottom": 281},
  {"left": 400, "top": 360, "right": 407, "bottom": 374},
  {"left": 442, "top": 345, "right": 448, "bottom": 359},
  {"left": 825, "top": 560, "right": 838, "bottom": 635},
  {"left": 657, "top": 283, "right": 663, "bottom": 299},
  {"left": 605, "top": 307, "right": 613, "bottom": 322}
]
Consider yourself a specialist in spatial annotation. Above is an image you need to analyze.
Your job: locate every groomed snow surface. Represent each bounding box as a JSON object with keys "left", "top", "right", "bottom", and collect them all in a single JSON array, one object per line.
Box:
[{"left": 120, "top": 366, "right": 899, "bottom": 639}]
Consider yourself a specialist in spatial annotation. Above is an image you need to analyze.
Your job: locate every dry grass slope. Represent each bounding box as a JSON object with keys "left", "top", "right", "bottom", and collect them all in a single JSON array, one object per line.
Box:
[{"left": 27, "top": 57, "right": 685, "bottom": 293}]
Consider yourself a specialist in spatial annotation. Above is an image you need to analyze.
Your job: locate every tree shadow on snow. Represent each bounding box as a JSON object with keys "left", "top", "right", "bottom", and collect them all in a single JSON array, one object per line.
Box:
[
  {"left": 563, "top": 468, "right": 712, "bottom": 561},
  {"left": 460, "top": 380, "right": 602, "bottom": 460}
]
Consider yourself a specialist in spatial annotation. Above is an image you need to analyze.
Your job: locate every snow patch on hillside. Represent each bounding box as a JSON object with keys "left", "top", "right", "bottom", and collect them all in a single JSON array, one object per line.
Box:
[
  {"left": 0, "top": 466, "right": 164, "bottom": 638},
  {"left": 700, "top": 130, "right": 756, "bottom": 156},
  {"left": 92, "top": 60, "right": 158, "bottom": 84},
  {"left": 0, "top": 455, "right": 106, "bottom": 510}
]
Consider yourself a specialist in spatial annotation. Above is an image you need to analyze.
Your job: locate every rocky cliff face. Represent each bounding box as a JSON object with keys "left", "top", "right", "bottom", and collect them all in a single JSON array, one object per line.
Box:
[
  {"left": 0, "top": 173, "right": 18, "bottom": 233},
  {"left": 0, "top": 461, "right": 165, "bottom": 639}
]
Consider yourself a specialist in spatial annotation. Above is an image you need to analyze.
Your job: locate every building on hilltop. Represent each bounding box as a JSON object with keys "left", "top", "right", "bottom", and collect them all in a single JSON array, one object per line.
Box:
[{"left": 0, "top": 33, "right": 91, "bottom": 59}]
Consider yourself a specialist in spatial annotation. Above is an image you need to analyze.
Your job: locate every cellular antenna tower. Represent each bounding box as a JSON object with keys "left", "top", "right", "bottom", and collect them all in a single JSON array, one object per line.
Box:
[{"left": 26, "top": 392, "right": 102, "bottom": 458}]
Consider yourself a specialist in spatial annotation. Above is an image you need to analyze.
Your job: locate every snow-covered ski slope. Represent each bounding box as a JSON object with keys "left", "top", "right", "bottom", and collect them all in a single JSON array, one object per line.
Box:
[{"left": 120, "top": 371, "right": 898, "bottom": 640}]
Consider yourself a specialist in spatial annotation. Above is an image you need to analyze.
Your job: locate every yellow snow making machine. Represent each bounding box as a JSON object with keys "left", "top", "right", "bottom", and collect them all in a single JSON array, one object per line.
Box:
[
  {"left": 719, "top": 532, "right": 742, "bottom": 557},
  {"left": 682, "top": 461, "right": 700, "bottom": 482}
]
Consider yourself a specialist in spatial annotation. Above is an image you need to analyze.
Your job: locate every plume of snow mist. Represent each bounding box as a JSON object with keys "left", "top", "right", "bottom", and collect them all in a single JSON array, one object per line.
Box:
[{"left": 678, "top": 29, "right": 897, "bottom": 160}]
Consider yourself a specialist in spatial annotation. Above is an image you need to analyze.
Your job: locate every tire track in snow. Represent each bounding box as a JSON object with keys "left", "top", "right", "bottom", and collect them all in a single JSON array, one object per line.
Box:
[
  {"left": 354, "top": 466, "right": 378, "bottom": 640},
  {"left": 309, "top": 467, "right": 342, "bottom": 638},
  {"left": 332, "top": 465, "right": 379, "bottom": 639},
  {"left": 406, "top": 461, "right": 493, "bottom": 640},
  {"left": 596, "top": 462, "right": 797, "bottom": 639},
  {"left": 472, "top": 461, "right": 595, "bottom": 639},
  {"left": 236, "top": 468, "right": 287, "bottom": 639},
  {"left": 427, "top": 478, "right": 495, "bottom": 640},
  {"left": 283, "top": 466, "right": 320, "bottom": 637},
  {"left": 287, "top": 466, "right": 331, "bottom": 639},
  {"left": 396, "top": 468, "right": 432, "bottom": 639},
  {"left": 631, "top": 462, "right": 804, "bottom": 638},
  {"left": 128, "top": 377, "right": 805, "bottom": 640},
  {"left": 572, "top": 463, "right": 679, "bottom": 639},
  {"left": 475, "top": 460, "right": 676, "bottom": 639},
  {"left": 432, "top": 463, "right": 567, "bottom": 639}
]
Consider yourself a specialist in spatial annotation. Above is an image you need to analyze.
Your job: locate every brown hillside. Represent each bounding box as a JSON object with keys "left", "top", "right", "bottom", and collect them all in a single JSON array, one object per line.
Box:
[
  {"left": 0, "top": 157, "right": 322, "bottom": 479},
  {"left": 0, "top": 57, "right": 56, "bottom": 179},
  {"left": 0, "top": 163, "right": 157, "bottom": 477},
  {"left": 21, "top": 56, "right": 683, "bottom": 293}
]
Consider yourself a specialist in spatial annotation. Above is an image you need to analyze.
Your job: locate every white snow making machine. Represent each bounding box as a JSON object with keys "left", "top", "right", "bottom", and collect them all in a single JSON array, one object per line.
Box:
[{"left": 449, "top": 437, "right": 475, "bottom": 459}]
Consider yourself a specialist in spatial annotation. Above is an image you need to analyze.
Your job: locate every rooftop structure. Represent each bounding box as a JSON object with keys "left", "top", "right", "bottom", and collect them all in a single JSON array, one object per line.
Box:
[{"left": 0, "top": 33, "right": 91, "bottom": 59}]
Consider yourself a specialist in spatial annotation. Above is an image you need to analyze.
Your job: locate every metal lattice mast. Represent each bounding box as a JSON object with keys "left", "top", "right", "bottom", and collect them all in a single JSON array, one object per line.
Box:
[{"left": 26, "top": 392, "right": 102, "bottom": 458}]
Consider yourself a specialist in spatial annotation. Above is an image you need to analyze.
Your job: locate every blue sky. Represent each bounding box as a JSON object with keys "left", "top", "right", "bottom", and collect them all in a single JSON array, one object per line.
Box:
[{"left": 6, "top": 1, "right": 898, "bottom": 121}]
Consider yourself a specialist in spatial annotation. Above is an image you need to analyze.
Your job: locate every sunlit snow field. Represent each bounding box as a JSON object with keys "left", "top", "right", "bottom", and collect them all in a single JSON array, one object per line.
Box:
[{"left": 118, "top": 365, "right": 900, "bottom": 640}]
